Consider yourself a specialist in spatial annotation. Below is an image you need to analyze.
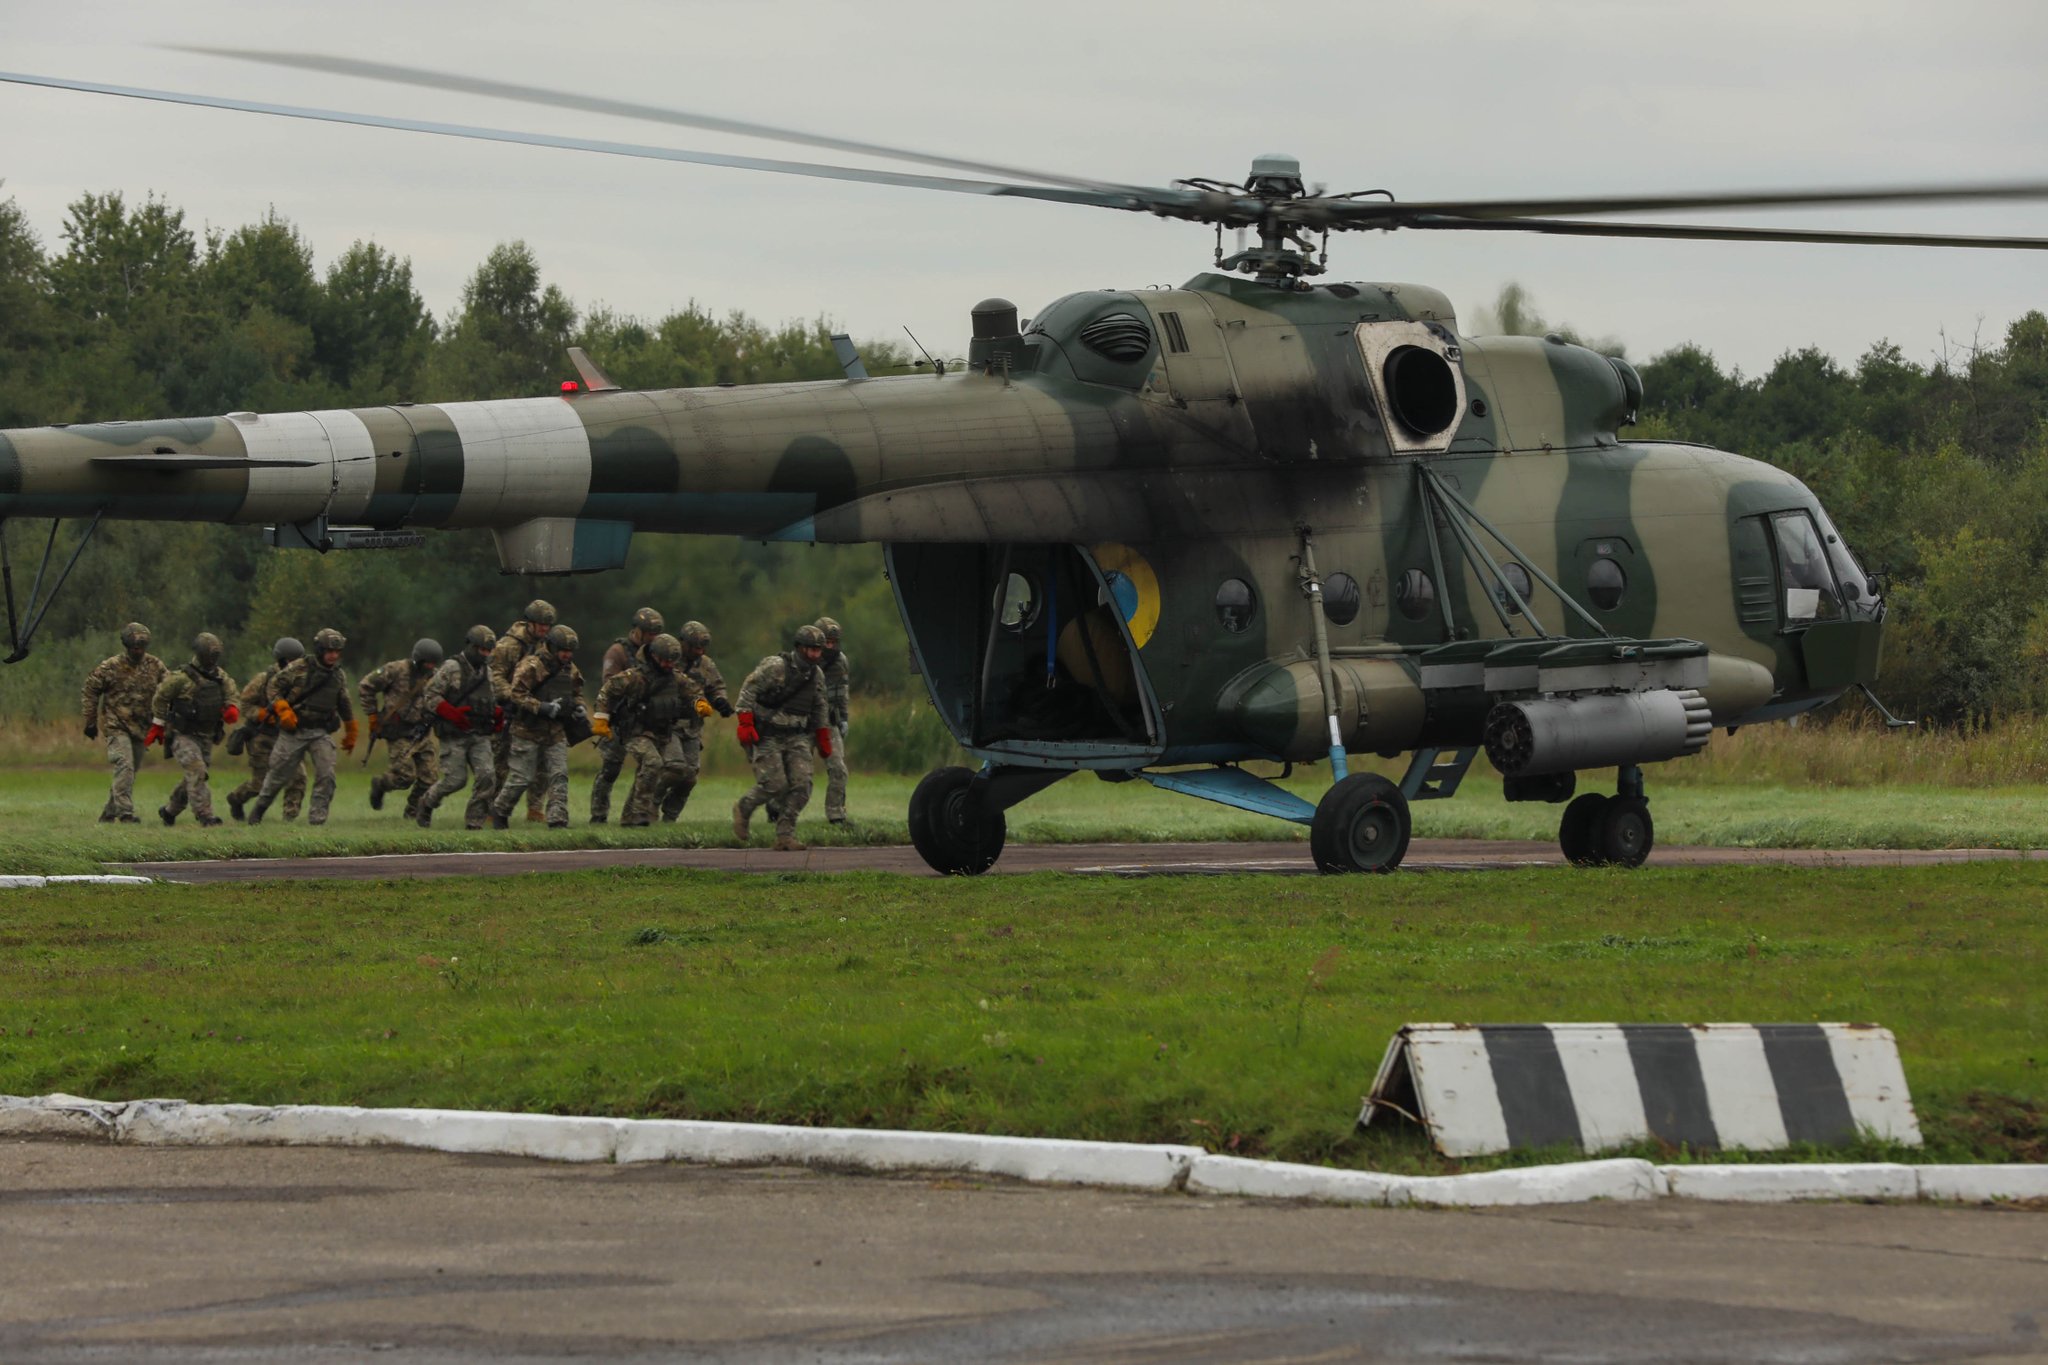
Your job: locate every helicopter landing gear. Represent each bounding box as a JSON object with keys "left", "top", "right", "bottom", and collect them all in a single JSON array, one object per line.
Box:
[
  {"left": 1310, "top": 773, "right": 1412, "bottom": 874},
  {"left": 1557, "top": 766, "right": 1654, "bottom": 869},
  {"left": 907, "top": 764, "right": 1067, "bottom": 876}
]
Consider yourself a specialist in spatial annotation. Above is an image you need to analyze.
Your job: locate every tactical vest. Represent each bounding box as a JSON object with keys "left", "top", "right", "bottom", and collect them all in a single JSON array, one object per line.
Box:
[
  {"left": 172, "top": 664, "right": 229, "bottom": 740},
  {"left": 630, "top": 666, "right": 686, "bottom": 737},
  {"left": 435, "top": 656, "right": 495, "bottom": 740},
  {"left": 534, "top": 659, "right": 579, "bottom": 708},
  {"left": 758, "top": 655, "right": 820, "bottom": 732},
  {"left": 290, "top": 662, "right": 346, "bottom": 731}
]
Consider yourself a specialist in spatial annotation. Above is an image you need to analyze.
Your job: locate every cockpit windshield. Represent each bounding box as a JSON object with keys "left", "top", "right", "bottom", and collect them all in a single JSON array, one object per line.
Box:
[{"left": 1813, "top": 506, "right": 1872, "bottom": 605}]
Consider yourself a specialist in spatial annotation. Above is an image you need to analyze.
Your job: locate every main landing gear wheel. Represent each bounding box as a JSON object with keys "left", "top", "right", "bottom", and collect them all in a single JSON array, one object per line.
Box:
[
  {"left": 1559, "top": 793, "right": 1608, "bottom": 866},
  {"left": 1557, "top": 792, "right": 1654, "bottom": 868},
  {"left": 908, "top": 766, "right": 1006, "bottom": 876},
  {"left": 1310, "top": 773, "right": 1412, "bottom": 874}
]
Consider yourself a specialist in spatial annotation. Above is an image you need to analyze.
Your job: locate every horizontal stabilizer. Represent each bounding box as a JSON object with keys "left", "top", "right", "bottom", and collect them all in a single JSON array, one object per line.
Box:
[{"left": 90, "top": 453, "right": 319, "bottom": 470}]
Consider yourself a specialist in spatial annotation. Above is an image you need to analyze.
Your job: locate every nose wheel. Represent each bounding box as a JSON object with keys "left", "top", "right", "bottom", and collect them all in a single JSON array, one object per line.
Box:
[
  {"left": 1557, "top": 767, "right": 1654, "bottom": 868},
  {"left": 908, "top": 766, "right": 1007, "bottom": 875},
  {"left": 1310, "top": 773, "right": 1412, "bottom": 874}
]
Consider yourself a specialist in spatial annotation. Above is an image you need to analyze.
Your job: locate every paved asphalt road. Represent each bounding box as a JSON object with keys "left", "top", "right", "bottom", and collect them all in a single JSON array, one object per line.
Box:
[
  {"left": 3, "top": 1142, "right": 2043, "bottom": 1363},
  {"left": 125, "top": 838, "right": 2048, "bottom": 883}
]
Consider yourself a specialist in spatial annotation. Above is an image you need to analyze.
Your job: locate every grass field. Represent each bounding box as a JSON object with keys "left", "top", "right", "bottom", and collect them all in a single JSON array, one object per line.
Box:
[
  {"left": 2, "top": 762, "right": 2045, "bottom": 876},
  {"left": 0, "top": 861, "right": 2041, "bottom": 1171}
]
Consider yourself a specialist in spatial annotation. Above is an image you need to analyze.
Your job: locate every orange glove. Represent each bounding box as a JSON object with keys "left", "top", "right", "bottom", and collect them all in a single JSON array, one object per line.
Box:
[
  {"left": 144, "top": 722, "right": 165, "bottom": 747},
  {"left": 342, "top": 719, "right": 360, "bottom": 753},
  {"left": 695, "top": 697, "right": 714, "bottom": 718},
  {"left": 815, "top": 727, "right": 833, "bottom": 758},
  {"left": 592, "top": 714, "right": 612, "bottom": 739},
  {"left": 368, "top": 713, "right": 382, "bottom": 735},
  {"left": 272, "top": 698, "right": 299, "bottom": 731},
  {"left": 221, "top": 704, "right": 239, "bottom": 725}
]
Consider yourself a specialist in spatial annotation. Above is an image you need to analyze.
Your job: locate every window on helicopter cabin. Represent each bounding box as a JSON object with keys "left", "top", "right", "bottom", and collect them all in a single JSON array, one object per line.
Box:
[
  {"left": 998, "top": 572, "right": 1042, "bottom": 632},
  {"left": 1586, "top": 557, "right": 1626, "bottom": 611},
  {"left": 1214, "top": 578, "right": 1257, "bottom": 633},
  {"left": 1496, "top": 561, "right": 1534, "bottom": 615},
  {"left": 1771, "top": 511, "right": 1843, "bottom": 623},
  {"left": 1322, "top": 572, "right": 1361, "bottom": 626},
  {"left": 1395, "top": 569, "right": 1436, "bottom": 622}
]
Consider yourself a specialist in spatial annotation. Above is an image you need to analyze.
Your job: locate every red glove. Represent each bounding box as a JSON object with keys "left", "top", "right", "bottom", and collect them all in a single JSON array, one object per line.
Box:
[
  {"left": 815, "top": 727, "right": 833, "bottom": 758},
  {"left": 735, "top": 712, "right": 759, "bottom": 747},
  {"left": 221, "top": 704, "right": 239, "bottom": 725},
  {"left": 435, "top": 700, "right": 472, "bottom": 732},
  {"left": 492, "top": 706, "right": 508, "bottom": 734},
  {"left": 144, "top": 723, "right": 165, "bottom": 747}
]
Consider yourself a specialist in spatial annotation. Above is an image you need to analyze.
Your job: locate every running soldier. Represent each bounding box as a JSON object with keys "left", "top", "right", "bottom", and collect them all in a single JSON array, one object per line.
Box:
[
  {"left": 589, "top": 606, "right": 664, "bottom": 824},
  {"left": 226, "top": 638, "right": 307, "bottom": 823},
  {"left": 360, "top": 638, "right": 445, "bottom": 819},
  {"left": 594, "top": 633, "right": 704, "bottom": 826},
  {"left": 815, "top": 616, "right": 852, "bottom": 824},
  {"left": 658, "top": 619, "right": 731, "bottom": 821},
  {"left": 79, "top": 622, "right": 166, "bottom": 823},
  {"left": 246, "top": 627, "right": 358, "bottom": 825},
  {"left": 148, "top": 632, "right": 237, "bottom": 828},
  {"left": 731, "top": 624, "right": 831, "bottom": 851},
  {"left": 491, "top": 624, "right": 585, "bottom": 829},
  {"left": 490, "top": 599, "right": 555, "bottom": 823},
  {"left": 415, "top": 625, "right": 505, "bottom": 829}
]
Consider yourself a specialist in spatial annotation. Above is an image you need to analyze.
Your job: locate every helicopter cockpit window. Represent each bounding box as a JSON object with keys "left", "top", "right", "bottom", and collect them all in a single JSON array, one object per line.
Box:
[
  {"left": 1586, "top": 558, "right": 1626, "bottom": 611},
  {"left": 1496, "top": 562, "right": 1534, "bottom": 615},
  {"left": 1322, "top": 572, "right": 1361, "bottom": 626},
  {"left": 1395, "top": 569, "right": 1435, "bottom": 622},
  {"left": 1771, "top": 511, "right": 1843, "bottom": 623},
  {"left": 1215, "top": 578, "right": 1257, "bottom": 633},
  {"left": 997, "top": 572, "right": 1041, "bottom": 632},
  {"left": 1814, "top": 507, "right": 1871, "bottom": 603}
]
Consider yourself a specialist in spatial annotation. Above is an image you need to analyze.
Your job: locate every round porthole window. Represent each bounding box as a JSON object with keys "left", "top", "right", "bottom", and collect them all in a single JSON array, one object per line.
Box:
[
  {"left": 1323, "top": 572, "right": 1361, "bottom": 626},
  {"left": 998, "top": 572, "right": 1040, "bottom": 631},
  {"left": 1498, "top": 562, "right": 1533, "bottom": 614},
  {"left": 1214, "top": 578, "right": 1256, "bottom": 633},
  {"left": 1395, "top": 569, "right": 1435, "bottom": 622},
  {"left": 1587, "top": 557, "right": 1626, "bottom": 611}
]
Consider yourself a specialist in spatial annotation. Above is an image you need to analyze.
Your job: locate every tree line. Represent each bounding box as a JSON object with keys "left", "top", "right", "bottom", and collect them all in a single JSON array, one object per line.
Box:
[{"left": 0, "top": 189, "right": 2042, "bottom": 727}]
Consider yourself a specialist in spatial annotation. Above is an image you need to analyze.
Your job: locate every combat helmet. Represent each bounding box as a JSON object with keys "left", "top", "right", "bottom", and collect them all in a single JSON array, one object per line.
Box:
[
  {"left": 631, "top": 606, "right": 665, "bottom": 635},
  {"left": 311, "top": 627, "right": 347, "bottom": 653},
  {"left": 463, "top": 624, "right": 497, "bottom": 655},
  {"left": 646, "top": 633, "right": 683, "bottom": 668},
  {"left": 119, "top": 622, "right": 151, "bottom": 650},
  {"left": 814, "top": 616, "right": 842, "bottom": 642},
  {"left": 523, "top": 599, "right": 558, "bottom": 628},
  {"left": 191, "top": 632, "right": 224, "bottom": 667},
  {"left": 679, "top": 620, "right": 711, "bottom": 650},
  {"left": 793, "top": 623, "right": 827, "bottom": 650},
  {"left": 411, "top": 638, "right": 445, "bottom": 667},
  {"left": 273, "top": 636, "right": 304, "bottom": 664},
  {"left": 545, "top": 624, "right": 579, "bottom": 653}
]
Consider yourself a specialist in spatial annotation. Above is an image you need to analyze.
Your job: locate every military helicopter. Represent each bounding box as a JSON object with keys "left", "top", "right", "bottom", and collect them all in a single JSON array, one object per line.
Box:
[{"left": 4, "top": 54, "right": 2047, "bottom": 875}]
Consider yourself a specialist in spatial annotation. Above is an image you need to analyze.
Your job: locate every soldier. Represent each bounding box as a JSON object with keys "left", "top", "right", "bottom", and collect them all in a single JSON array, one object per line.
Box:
[
  {"left": 589, "top": 606, "right": 664, "bottom": 824},
  {"left": 246, "top": 626, "right": 358, "bottom": 826},
  {"left": 491, "top": 623, "right": 585, "bottom": 830},
  {"left": 732, "top": 623, "right": 832, "bottom": 851},
  {"left": 659, "top": 619, "right": 732, "bottom": 821},
  {"left": 491, "top": 598, "right": 556, "bottom": 823},
  {"left": 360, "top": 638, "right": 445, "bottom": 819},
  {"left": 80, "top": 622, "right": 167, "bottom": 822},
  {"left": 594, "top": 633, "right": 705, "bottom": 826},
  {"left": 226, "top": 638, "right": 308, "bottom": 823},
  {"left": 147, "top": 632, "right": 238, "bottom": 828},
  {"left": 416, "top": 625, "right": 506, "bottom": 829},
  {"left": 815, "top": 616, "right": 853, "bottom": 825}
]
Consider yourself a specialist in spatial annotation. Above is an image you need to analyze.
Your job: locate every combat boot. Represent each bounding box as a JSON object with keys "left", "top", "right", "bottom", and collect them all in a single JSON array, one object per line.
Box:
[
  {"left": 227, "top": 793, "right": 246, "bottom": 822},
  {"left": 773, "top": 833, "right": 806, "bottom": 852},
  {"left": 97, "top": 812, "right": 116, "bottom": 824},
  {"left": 415, "top": 806, "right": 433, "bottom": 829},
  {"left": 197, "top": 815, "right": 223, "bottom": 829},
  {"left": 731, "top": 801, "right": 750, "bottom": 842},
  {"left": 589, "top": 813, "right": 607, "bottom": 825},
  {"left": 116, "top": 814, "right": 140, "bottom": 823},
  {"left": 547, "top": 820, "right": 568, "bottom": 829},
  {"left": 489, "top": 812, "right": 510, "bottom": 831},
  {"left": 368, "top": 779, "right": 386, "bottom": 811},
  {"left": 158, "top": 805, "right": 176, "bottom": 827}
]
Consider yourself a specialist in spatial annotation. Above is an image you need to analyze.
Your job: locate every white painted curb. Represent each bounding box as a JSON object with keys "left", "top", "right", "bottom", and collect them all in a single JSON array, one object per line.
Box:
[
  {"left": 3, "top": 1095, "right": 2041, "bottom": 1206},
  {"left": 0, "top": 875, "right": 153, "bottom": 889}
]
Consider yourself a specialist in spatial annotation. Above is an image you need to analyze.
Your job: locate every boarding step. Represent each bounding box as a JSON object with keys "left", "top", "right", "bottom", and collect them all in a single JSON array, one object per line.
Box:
[{"left": 1399, "top": 746, "right": 1479, "bottom": 802}]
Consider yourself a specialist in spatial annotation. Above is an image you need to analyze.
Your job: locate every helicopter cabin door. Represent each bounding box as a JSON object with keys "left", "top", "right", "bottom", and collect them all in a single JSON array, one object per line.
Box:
[{"left": 1137, "top": 293, "right": 1257, "bottom": 453}]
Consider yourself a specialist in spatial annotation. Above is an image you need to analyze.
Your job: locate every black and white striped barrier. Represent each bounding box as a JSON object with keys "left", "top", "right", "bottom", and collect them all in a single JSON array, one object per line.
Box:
[{"left": 1361, "top": 1023, "right": 1920, "bottom": 1157}]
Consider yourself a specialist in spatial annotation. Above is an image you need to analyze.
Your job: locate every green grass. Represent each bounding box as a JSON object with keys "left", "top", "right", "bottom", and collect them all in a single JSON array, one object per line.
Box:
[
  {"left": 2, "top": 762, "right": 2046, "bottom": 875},
  {"left": 0, "top": 862, "right": 2040, "bottom": 1171}
]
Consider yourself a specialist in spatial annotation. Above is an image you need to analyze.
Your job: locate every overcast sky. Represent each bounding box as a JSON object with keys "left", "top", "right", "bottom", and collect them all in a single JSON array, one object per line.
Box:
[{"left": 3, "top": 0, "right": 2044, "bottom": 381}]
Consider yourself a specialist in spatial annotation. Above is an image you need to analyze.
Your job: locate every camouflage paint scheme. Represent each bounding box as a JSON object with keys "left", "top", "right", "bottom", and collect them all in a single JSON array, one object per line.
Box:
[{"left": 0, "top": 271, "right": 1882, "bottom": 794}]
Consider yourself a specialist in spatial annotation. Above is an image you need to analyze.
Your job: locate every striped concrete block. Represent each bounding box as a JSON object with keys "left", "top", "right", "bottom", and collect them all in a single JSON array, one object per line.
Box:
[{"left": 1360, "top": 1023, "right": 1921, "bottom": 1158}]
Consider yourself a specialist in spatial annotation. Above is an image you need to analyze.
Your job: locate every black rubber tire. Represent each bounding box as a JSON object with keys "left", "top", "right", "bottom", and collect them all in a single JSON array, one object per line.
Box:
[
  {"left": 1593, "top": 795, "right": 1654, "bottom": 868},
  {"left": 1309, "top": 773, "right": 1412, "bottom": 874},
  {"left": 1559, "top": 792, "right": 1608, "bottom": 866},
  {"left": 907, "top": 766, "right": 1006, "bottom": 876}
]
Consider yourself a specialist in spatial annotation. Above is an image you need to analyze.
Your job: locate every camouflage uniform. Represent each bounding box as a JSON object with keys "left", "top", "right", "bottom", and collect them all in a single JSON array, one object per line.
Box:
[
  {"left": 249, "top": 650, "right": 355, "bottom": 825},
  {"left": 493, "top": 650, "right": 585, "bottom": 827},
  {"left": 819, "top": 641, "right": 852, "bottom": 822},
  {"left": 589, "top": 614, "right": 662, "bottom": 823},
  {"left": 417, "top": 638, "right": 506, "bottom": 829},
  {"left": 490, "top": 619, "right": 549, "bottom": 820},
  {"left": 659, "top": 624, "right": 731, "bottom": 821},
  {"left": 734, "top": 649, "right": 828, "bottom": 842},
  {"left": 359, "top": 657, "right": 443, "bottom": 817},
  {"left": 596, "top": 643, "right": 703, "bottom": 826},
  {"left": 150, "top": 652, "right": 237, "bottom": 826},
  {"left": 80, "top": 645, "right": 167, "bottom": 822},
  {"left": 227, "top": 665, "right": 306, "bottom": 821}
]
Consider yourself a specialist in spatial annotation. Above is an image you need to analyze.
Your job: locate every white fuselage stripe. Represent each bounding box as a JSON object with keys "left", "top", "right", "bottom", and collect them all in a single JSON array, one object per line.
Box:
[
  {"left": 311, "top": 409, "right": 378, "bottom": 523},
  {"left": 237, "top": 412, "right": 336, "bottom": 524},
  {"left": 444, "top": 398, "right": 593, "bottom": 527}
]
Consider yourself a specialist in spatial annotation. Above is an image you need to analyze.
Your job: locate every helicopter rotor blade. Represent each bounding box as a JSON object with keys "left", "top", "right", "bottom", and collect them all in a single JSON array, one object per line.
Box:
[
  {"left": 1396, "top": 215, "right": 2048, "bottom": 251},
  {"left": 1329, "top": 181, "right": 2048, "bottom": 223},
  {"left": 0, "top": 71, "right": 1185, "bottom": 213},
  {"left": 177, "top": 47, "right": 1140, "bottom": 196}
]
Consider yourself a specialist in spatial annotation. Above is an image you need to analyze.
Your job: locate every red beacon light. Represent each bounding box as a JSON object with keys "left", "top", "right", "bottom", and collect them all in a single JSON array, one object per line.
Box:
[{"left": 560, "top": 380, "right": 580, "bottom": 394}]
